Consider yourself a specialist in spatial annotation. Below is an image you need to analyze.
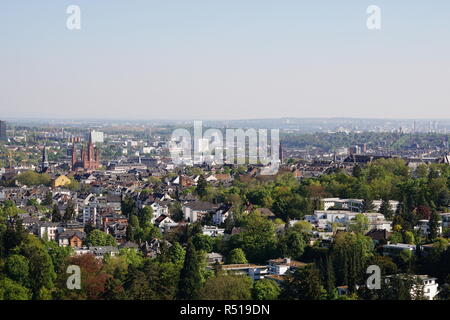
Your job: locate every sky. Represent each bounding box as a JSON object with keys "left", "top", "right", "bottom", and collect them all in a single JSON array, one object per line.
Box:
[{"left": 1, "top": 1, "right": 450, "bottom": 120}]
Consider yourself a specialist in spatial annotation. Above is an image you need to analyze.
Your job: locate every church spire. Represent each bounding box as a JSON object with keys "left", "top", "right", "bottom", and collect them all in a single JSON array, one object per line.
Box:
[{"left": 41, "top": 144, "right": 49, "bottom": 172}]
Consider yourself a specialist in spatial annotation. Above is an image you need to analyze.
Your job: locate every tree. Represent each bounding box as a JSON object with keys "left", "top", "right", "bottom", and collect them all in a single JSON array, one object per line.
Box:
[
  {"left": 226, "top": 248, "right": 247, "bottom": 264},
  {"left": 196, "top": 175, "right": 208, "bottom": 198},
  {"left": 63, "top": 200, "right": 76, "bottom": 222},
  {"left": 177, "top": 240, "right": 203, "bottom": 299},
  {"left": 169, "top": 202, "right": 184, "bottom": 222},
  {"left": 121, "top": 196, "right": 136, "bottom": 217},
  {"left": 278, "top": 230, "right": 307, "bottom": 260},
  {"left": 198, "top": 274, "right": 252, "bottom": 300},
  {"left": 252, "top": 279, "right": 281, "bottom": 300},
  {"left": 51, "top": 204, "right": 62, "bottom": 222},
  {"left": 428, "top": 210, "right": 440, "bottom": 241},
  {"left": 0, "top": 278, "right": 31, "bottom": 300},
  {"left": 280, "top": 264, "right": 325, "bottom": 300},
  {"left": 230, "top": 213, "right": 277, "bottom": 263},
  {"left": 85, "top": 230, "right": 117, "bottom": 247},
  {"left": 138, "top": 206, "right": 153, "bottom": 226},
  {"left": 361, "top": 197, "right": 375, "bottom": 213},
  {"left": 331, "top": 232, "right": 374, "bottom": 292},
  {"left": 67, "top": 253, "right": 110, "bottom": 300},
  {"left": 352, "top": 165, "right": 363, "bottom": 178},
  {"left": 42, "top": 192, "right": 53, "bottom": 206},
  {"left": 192, "top": 234, "right": 213, "bottom": 253},
  {"left": 168, "top": 242, "right": 186, "bottom": 265},
  {"left": 5, "top": 254, "right": 30, "bottom": 286},
  {"left": 379, "top": 197, "right": 393, "bottom": 219},
  {"left": 348, "top": 214, "right": 369, "bottom": 234},
  {"left": 19, "top": 235, "right": 57, "bottom": 298}
]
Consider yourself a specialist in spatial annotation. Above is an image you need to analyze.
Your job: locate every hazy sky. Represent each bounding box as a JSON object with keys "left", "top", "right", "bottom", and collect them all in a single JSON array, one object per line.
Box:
[{"left": 1, "top": 1, "right": 450, "bottom": 120}]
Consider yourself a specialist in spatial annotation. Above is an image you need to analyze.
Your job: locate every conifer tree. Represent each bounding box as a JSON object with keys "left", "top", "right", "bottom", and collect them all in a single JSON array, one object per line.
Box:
[{"left": 177, "top": 239, "right": 202, "bottom": 300}]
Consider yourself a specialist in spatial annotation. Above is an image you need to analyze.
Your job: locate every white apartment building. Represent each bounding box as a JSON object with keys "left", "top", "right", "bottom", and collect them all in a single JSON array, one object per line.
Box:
[
  {"left": 82, "top": 204, "right": 100, "bottom": 226},
  {"left": 202, "top": 226, "right": 225, "bottom": 237},
  {"left": 305, "top": 210, "right": 392, "bottom": 232},
  {"left": 321, "top": 198, "right": 399, "bottom": 213}
]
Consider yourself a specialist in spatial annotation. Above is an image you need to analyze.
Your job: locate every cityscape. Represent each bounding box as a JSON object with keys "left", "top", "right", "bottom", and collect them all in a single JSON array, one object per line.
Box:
[
  {"left": 0, "top": 118, "right": 450, "bottom": 301},
  {"left": 1, "top": 0, "right": 450, "bottom": 313}
]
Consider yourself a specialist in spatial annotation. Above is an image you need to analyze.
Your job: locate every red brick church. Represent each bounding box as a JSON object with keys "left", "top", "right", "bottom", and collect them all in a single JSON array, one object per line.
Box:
[{"left": 71, "top": 132, "right": 101, "bottom": 171}]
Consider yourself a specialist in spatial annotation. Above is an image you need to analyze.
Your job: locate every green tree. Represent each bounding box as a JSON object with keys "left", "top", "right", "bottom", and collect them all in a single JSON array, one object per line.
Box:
[
  {"left": 226, "top": 248, "right": 248, "bottom": 264},
  {"left": 196, "top": 175, "right": 208, "bottom": 199},
  {"left": 138, "top": 206, "right": 153, "bottom": 226},
  {"left": 379, "top": 197, "right": 393, "bottom": 219},
  {"left": 361, "top": 197, "right": 375, "bottom": 213},
  {"left": 192, "top": 234, "right": 213, "bottom": 253},
  {"left": 0, "top": 278, "right": 31, "bottom": 300},
  {"left": 168, "top": 242, "right": 186, "bottom": 265},
  {"left": 63, "top": 200, "right": 76, "bottom": 222},
  {"left": 252, "top": 279, "right": 281, "bottom": 300},
  {"left": 5, "top": 254, "right": 30, "bottom": 286},
  {"left": 177, "top": 240, "right": 203, "bottom": 299},
  {"left": 278, "top": 230, "right": 307, "bottom": 260},
  {"left": 198, "top": 274, "right": 252, "bottom": 300},
  {"left": 348, "top": 214, "right": 369, "bottom": 234},
  {"left": 428, "top": 210, "right": 440, "bottom": 241},
  {"left": 42, "top": 192, "right": 53, "bottom": 206},
  {"left": 280, "top": 264, "right": 325, "bottom": 300},
  {"left": 85, "top": 230, "right": 117, "bottom": 247},
  {"left": 51, "top": 204, "right": 62, "bottom": 222},
  {"left": 19, "top": 235, "right": 57, "bottom": 298},
  {"left": 230, "top": 213, "right": 277, "bottom": 263}
]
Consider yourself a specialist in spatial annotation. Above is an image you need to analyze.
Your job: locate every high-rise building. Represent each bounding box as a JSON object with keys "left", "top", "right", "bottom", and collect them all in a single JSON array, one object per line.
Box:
[
  {"left": 0, "top": 120, "right": 7, "bottom": 141},
  {"left": 90, "top": 130, "right": 104, "bottom": 143}
]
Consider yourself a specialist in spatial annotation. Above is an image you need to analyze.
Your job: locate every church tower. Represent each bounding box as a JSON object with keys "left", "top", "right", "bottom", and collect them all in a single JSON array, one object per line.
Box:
[{"left": 41, "top": 144, "right": 49, "bottom": 172}]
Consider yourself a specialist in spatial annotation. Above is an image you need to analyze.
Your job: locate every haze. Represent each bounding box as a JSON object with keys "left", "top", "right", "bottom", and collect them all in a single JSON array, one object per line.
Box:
[{"left": 1, "top": 1, "right": 450, "bottom": 120}]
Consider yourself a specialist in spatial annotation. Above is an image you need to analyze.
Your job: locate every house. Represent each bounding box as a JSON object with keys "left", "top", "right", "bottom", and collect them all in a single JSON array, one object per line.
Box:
[
  {"left": 212, "top": 204, "right": 233, "bottom": 225},
  {"left": 305, "top": 210, "right": 392, "bottom": 232},
  {"left": 141, "top": 238, "right": 172, "bottom": 258},
  {"left": 119, "top": 241, "right": 139, "bottom": 250},
  {"left": 202, "top": 225, "right": 225, "bottom": 237},
  {"left": 82, "top": 204, "right": 100, "bottom": 226},
  {"left": 182, "top": 201, "right": 218, "bottom": 223},
  {"left": 320, "top": 197, "right": 399, "bottom": 213},
  {"left": 58, "top": 230, "right": 86, "bottom": 248},
  {"left": 88, "top": 246, "right": 119, "bottom": 258},
  {"left": 52, "top": 174, "right": 71, "bottom": 188},
  {"left": 34, "top": 222, "right": 64, "bottom": 241},
  {"left": 365, "top": 229, "right": 392, "bottom": 244},
  {"left": 267, "top": 258, "right": 308, "bottom": 276},
  {"left": 254, "top": 208, "right": 276, "bottom": 220},
  {"left": 214, "top": 264, "right": 268, "bottom": 280},
  {"left": 382, "top": 243, "right": 416, "bottom": 257},
  {"left": 207, "top": 252, "right": 224, "bottom": 265},
  {"left": 154, "top": 214, "right": 176, "bottom": 232}
]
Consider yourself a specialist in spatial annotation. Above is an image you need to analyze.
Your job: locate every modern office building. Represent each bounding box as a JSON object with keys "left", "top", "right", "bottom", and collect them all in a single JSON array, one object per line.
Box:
[{"left": 0, "top": 120, "right": 7, "bottom": 141}]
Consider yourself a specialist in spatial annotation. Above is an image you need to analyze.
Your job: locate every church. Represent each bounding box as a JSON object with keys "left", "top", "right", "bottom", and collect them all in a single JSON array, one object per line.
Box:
[{"left": 71, "top": 132, "right": 101, "bottom": 171}]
